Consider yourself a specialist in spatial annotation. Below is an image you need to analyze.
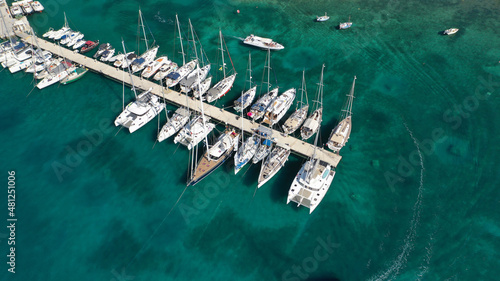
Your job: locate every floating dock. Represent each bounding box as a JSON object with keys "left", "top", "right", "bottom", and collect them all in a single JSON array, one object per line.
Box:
[{"left": 13, "top": 28, "right": 341, "bottom": 168}]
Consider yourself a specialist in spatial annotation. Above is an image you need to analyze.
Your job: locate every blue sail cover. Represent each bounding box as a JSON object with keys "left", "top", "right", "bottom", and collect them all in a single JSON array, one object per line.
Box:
[
  {"left": 263, "top": 139, "right": 272, "bottom": 146},
  {"left": 132, "top": 58, "right": 145, "bottom": 66},
  {"left": 166, "top": 72, "right": 180, "bottom": 80}
]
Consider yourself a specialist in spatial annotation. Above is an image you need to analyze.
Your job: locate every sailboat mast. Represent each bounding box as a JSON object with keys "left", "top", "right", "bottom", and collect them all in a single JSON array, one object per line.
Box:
[
  {"left": 298, "top": 69, "right": 305, "bottom": 110},
  {"left": 319, "top": 64, "right": 324, "bottom": 109},
  {"left": 139, "top": 10, "right": 149, "bottom": 51},
  {"left": 122, "top": 40, "right": 138, "bottom": 99},
  {"left": 175, "top": 14, "right": 185, "bottom": 65},
  {"left": 219, "top": 29, "right": 226, "bottom": 78},
  {"left": 266, "top": 48, "right": 271, "bottom": 93},
  {"left": 188, "top": 19, "right": 199, "bottom": 63},
  {"left": 347, "top": 76, "right": 356, "bottom": 116},
  {"left": 248, "top": 51, "right": 252, "bottom": 88}
]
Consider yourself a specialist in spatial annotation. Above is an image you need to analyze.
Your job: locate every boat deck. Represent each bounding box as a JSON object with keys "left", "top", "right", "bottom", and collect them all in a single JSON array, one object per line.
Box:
[{"left": 15, "top": 31, "right": 342, "bottom": 168}]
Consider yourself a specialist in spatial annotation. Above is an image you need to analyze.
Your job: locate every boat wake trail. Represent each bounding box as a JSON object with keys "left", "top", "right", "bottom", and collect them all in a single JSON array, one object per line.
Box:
[
  {"left": 368, "top": 122, "right": 425, "bottom": 281},
  {"left": 231, "top": 36, "right": 245, "bottom": 41}
]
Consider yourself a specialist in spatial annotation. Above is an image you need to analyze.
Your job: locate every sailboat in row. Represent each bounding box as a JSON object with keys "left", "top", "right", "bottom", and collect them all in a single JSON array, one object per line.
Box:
[
  {"left": 234, "top": 52, "right": 257, "bottom": 112},
  {"left": 301, "top": 64, "right": 325, "bottom": 140},
  {"left": 258, "top": 143, "right": 290, "bottom": 188},
  {"left": 327, "top": 76, "right": 356, "bottom": 152},
  {"left": 205, "top": 29, "right": 237, "bottom": 103},
  {"left": 248, "top": 49, "right": 278, "bottom": 120},
  {"left": 282, "top": 70, "right": 309, "bottom": 135},
  {"left": 262, "top": 88, "right": 296, "bottom": 125},
  {"left": 157, "top": 106, "right": 191, "bottom": 142}
]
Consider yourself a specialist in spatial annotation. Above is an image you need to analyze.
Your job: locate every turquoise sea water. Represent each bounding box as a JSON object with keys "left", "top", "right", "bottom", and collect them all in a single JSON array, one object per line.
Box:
[{"left": 1, "top": 0, "right": 499, "bottom": 280}]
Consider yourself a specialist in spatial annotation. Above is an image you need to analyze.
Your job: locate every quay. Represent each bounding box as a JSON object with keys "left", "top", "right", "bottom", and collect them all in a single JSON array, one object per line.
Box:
[{"left": 12, "top": 29, "right": 342, "bottom": 168}]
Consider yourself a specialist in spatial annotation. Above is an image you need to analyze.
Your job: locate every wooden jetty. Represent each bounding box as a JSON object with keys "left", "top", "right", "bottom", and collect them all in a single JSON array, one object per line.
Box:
[{"left": 15, "top": 31, "right": 342, "bottom": 168}]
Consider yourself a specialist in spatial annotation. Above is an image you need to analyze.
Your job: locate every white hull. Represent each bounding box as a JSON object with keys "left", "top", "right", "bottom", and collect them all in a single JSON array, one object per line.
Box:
[
  {"left": 234, "top": 86, "right": 257, "bottom": 112},
  {"left": 157, "top": 107, "right": 190, "bottom": 142},
  {"left": 114, "top": 89, "right": 165, "bottom": 133},
  {"left": 234, "top": 135, "right": 260, "bottom": 174},
  {"left": 165, "top": 59, "right": 197, "bottom": 87},
  {"left": 141, "top": 56, "right": 169, "bottom": 79},
  {"left": 37, "top": 69, "right": 70, "bottom": 89},
  {"left": 263, "top": 88, "right": 296, "bottom": 125},
  {"left": 174, "top": 115, "right": 215, "bottom": 150},
  {"left": 206, "top": 73, "right": 237, "bottom": 103},
  {"left": 258, "top": 145, "right": 290, "bottom": 188},
  {"left": 248, "top": 88, "right": 279, "bottom": 120},
  {"left": 243, "top": 34, "right": 284, "bottom": 50},
  {"left": 192, "top": 77, "right": 212, "bottom": 100}
]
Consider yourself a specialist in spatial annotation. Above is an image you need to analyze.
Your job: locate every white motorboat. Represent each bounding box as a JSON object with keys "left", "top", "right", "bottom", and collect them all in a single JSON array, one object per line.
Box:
[
  {"left": 165, "top": 59, "right": 197, "bottom": 87},
  {"left": 141, "top": 56, "right": 169, "bottom": 78},
  {"left": 258, "top": 144, "right": 290, "bottom": 188},
  {"left": 60, "top": 32, "right": 80, "bottom": 45},
  {"left": 327, "top": 76, "right": 356, "bottom": 152},
  {"left": 262, "top": 88, "right": 296, "bottom": 125},
  {"left": 444, "top": 28, "right": 459, "bottom": 35},
  {"left": 118, "top": 52, "right": 137, "bottom": 68},
  {"left": 10, "top": 6, "right": 23, "bottom": 17},
  {"left": 100, "top": 48, "right": 116, "bottom": 62},
  {"left": 31, "top": 1, "right": 44, "bottom": 12},
  {"left": 316, "top": 13, "right": 330, "bottom": 22},
  {"left": 53, "top": 29, "right": 72, "bottom": 41},
  {"left": 114, "top": 88, "right": 165, "bottom": 133},
  {"left": 173, "top": 115, "right": 216, "bottom": 150},
  {"left": 72, "top": 39, "right": 86, "bottom": 50},
  {"left": 243, "top": 34, "right": 284, "bottom": 50},
  {"left": 2, "top": 47, "right": 34, "bottom": 68},
  {"left": 21, "top": 2, "right": 34, "bottom": 14},
  {"left": 157, "top": 107, "right": 191, "bottom": 142},
  {"left": 152, "top": 61, "right": 178, "bottom": 81},
  {"left": 66, "top": 33, "right": 84, "bottom": 47},
  {"left": 93, "top": 43, "right": 112, "bottom": 59}
]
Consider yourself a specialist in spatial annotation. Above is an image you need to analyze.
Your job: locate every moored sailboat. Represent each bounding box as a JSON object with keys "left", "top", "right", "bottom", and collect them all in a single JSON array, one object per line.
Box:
[
  {"left": 282, "top": 70, "right": 309, "bottom": 135},
  {"left": 258, "top": 143, "right": 290, "bottom": 188},
  {"left": 234, "top": 52, "right": 257, "bottom": 112},
  {"left": 301, "top": 64, "right": 325, "bottom": 140},
  {"left": 327, "top": 76, "right": 356, "bottom": 152},
  {"left": 262, "top": 88, "right": 296, "bottom": 125}
]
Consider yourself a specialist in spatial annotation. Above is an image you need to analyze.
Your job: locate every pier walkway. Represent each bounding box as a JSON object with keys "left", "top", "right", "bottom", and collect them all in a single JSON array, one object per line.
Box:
[{"left": 16, "top": 31, "right": 342, "bottom": 167}]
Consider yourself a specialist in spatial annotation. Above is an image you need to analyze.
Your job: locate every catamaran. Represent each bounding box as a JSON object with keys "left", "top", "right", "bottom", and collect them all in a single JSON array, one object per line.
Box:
[
  {"left": 114, "top": 41, "right": 165, "bottom": 133},
  {"left": 157, "top": 107, "right": 191, "bottom": 142},
  {"left": 282, "top": 70, "right": 309, "bottom": 135},
  {"left": 262, "top": 88, "right": 296, "bottom": 125},
  {"left": 205, "top": 29, "right": 237, "bottom": 103},
  {"left": 234, "top": 52, "right": 257, "bottom": 112},
  {"left": 258, "top": 144, "right": 290, "bottom": 188},
  {"left": 287, "top": 109, "right": 335, "bottom": 213},
  {"left": 243, "top": 34, "right": 284, "bottom": 50},
  {"left": 114, "top": 88, "right": 165, "bottom": 133},
  {"left": 327, "top": 76, "right": 356, "bottom": 152},
  {"left": 301, "top": 64, "right": 325, "bottom": 140},
  {"left": 187, "top": 129, "right": 239, "bottom": 186}
]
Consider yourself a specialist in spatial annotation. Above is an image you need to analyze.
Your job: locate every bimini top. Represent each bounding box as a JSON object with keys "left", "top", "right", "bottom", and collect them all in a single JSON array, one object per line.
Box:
[{"left": 166, "top": 72, "right": 181, "bottom": 80}]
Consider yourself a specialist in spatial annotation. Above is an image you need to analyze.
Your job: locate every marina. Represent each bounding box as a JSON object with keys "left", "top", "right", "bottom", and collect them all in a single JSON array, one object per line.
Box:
[{"left": 11, "top": 31, "right": 342, "bottom": 168}]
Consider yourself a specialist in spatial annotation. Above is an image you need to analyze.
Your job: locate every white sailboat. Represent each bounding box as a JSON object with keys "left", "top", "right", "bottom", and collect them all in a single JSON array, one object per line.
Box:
[
  {"left": 262, "top": 88, "right": 296, "bottom": 125},
  {"left": 248, "top": 49, "right": 278, "bottom": 120},
  {"left": 327, "top": 76, "right": 356, "bottom": 152},
  {"left": 301, "top": 64, "right": 325, "bottom": 140},
  {"left": 287, "top": 108, "right": 335, "bottom": 213},
  {"left": 252, "top": 126, "right": 274, "bottom": 164},
  {"left": 258, "top": 143, "right": 290, "bottom": 188},
  {"left": 114, "top": 41, "right": 165, "bottom": 133},
  {"left": 152, "top": 61, "right": 178, "bottom": 81},
  {"left": 205, "top": 29, "right": 237, "bottom": 103},
  {"left": 157, "top": 106, "right": 191, "bottom": 142},
  {"left": 192, "top": 76, "right": 212, "bottom": 100},
  {"left": 234, "top": 52, "right": 257, "bottom": 112},
  {"left": 37, "top": 61, "right": 74, "bottom": 89},
  {"left": 282, "top": 70, "right": 309, "bottom": 135}
]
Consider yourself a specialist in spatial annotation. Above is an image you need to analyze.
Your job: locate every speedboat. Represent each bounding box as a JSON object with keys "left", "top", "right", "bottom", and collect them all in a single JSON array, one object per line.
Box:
[
  {"left": 316, "top": 13, "right": 330, "bottom": 22},
  {"left": 60, "top": 32, "right": 80, "bottom": 45},
  {"left": 31, "top": 1, "right": 45, "bottom": 12},
  {"left": 152, "top": 61, "right": 178, "bottom": 81},
  {"left": 114, "top": 88, "right": 165, "bottom": 133},
  {"left": 72, "top": 39, "right": 86, "bottom": 50},
  {"left": 141, "top": 56, "right": 169, "bottom": 79},
  {"left": 444, "top": 28, "right": 459, "bottom": 35},
  {"left": 118, "top": 52, "right": 137, "bottom": 68},
  {"left": 21, "top": 2, "right": 34, "bottom": 14},
  {"left": 66, "top": 33, "right": 84, "bottom": 47},
  {"left": 100, "top": 48, "right": 116, "bottom": 62},
  {"left": 243, "top": 34, "right": 284, "bottom": 50},
  {"left": 80, "top": 40, "right": 99, "bottom": 54},
  {"left": 93, "top": 43, "right": 111, "bottom": 59}
]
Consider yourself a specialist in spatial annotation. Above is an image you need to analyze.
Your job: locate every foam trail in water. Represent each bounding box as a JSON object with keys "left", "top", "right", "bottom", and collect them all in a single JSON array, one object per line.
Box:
[{"left": 368, "top": 122, "right": 425, "bottom": 281}]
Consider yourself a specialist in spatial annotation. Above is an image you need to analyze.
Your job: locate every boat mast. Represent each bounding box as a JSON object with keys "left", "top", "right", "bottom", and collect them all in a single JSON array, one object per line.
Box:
[
  {"left": 139, "top": 9, "right": 149, "bottom": 51},
  {"left": 121, "top": 39, "right": 138, "bottom": 99},
  {"left": 175, "top": 14, "right": 185, "bottom": 65},
  {"left": 297, "top": 69, "right": 308, "bottom": 110},
  {"left": 64, "top": 12, "right": 68, "bottom": 29},
  {"left": 266, "top": 48, "right": 271, "bottom": 93},
  {"left": 219, "top": 29, "right": 226, "bottom": 78},
  {"left": 188, "top": 19, "right": 199, "bottom": 63},
  {"left": 318, "top": 64, "right": 324, "bottom": 110},
  {"left": 247, "top": 51, "right": 252, "bottom": 89}
]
